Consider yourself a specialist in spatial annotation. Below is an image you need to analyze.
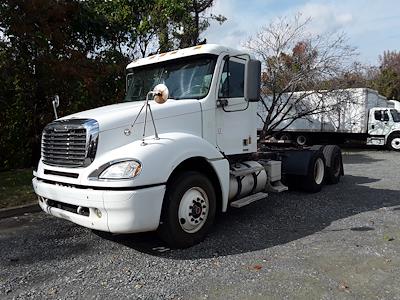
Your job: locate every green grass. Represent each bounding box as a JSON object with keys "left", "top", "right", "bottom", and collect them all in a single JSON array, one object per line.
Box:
[{"left": 0, "top": 169, "right": 36, "bottom": 209}]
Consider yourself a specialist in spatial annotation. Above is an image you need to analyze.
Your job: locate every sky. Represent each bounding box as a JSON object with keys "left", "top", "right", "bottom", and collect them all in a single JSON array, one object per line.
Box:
[{"left": 205, "top": 0, "right": 400, "bottom": 65}]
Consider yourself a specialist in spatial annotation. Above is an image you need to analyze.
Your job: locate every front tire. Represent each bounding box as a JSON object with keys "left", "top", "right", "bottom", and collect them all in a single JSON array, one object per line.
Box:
[
  {"left": 387, "top": 134, "right": 400, "bottom": 151},
  {"left": 158, "top": 171, "right": 216, "bottom": 248}
]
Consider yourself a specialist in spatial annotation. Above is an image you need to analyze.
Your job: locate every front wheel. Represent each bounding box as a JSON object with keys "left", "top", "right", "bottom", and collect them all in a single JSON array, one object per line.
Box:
[
  {"left": 158, "top": 171, "right": 216, "bottom": 248},
  {"left": 387, "top": 134, "right": 400, "bottom": 151}
]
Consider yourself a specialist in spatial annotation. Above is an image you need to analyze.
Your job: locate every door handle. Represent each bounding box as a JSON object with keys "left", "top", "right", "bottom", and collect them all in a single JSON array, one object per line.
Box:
[{"left": 216, "top": 99, "right": 228, "bottom": 108}]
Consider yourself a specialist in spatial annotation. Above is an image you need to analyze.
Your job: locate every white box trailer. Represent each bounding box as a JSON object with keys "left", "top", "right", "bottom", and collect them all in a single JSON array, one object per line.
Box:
[{"left": 259, "top": 88, "right": 400, "bottom": 150}]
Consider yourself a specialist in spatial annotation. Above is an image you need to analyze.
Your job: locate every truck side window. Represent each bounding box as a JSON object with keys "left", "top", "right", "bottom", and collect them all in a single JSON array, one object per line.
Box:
[
  {"left": 390, "top": 109, "right": 400, "bottom": 122},
  {"left": 375, "top": 110, "right": 389, "bottom": 121},
  {"left": 219, "top": 60, "right": 245, "bottom": 98},
  {"left": 374, "top": 110, "right": 382, "bottom": 121},
  {"left": 383, "top": 111, "right": 389, "bottom": 121}
]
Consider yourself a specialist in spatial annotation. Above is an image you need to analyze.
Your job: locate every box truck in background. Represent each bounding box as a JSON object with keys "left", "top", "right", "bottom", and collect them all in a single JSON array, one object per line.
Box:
[{"left": 259, "top": 88, "right": 400, "bottom": 150}]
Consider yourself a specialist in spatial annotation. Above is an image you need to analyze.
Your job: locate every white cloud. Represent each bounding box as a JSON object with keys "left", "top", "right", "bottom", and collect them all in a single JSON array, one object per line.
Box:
[
  {"left": 204, "top": 0, "right": 274, "bottom": 49},
  {"left": 294, "top": 2, "right": 354, "bottom": 34},
  {"left": 205, "top": 0, "right": 400, "bottom": 64}
]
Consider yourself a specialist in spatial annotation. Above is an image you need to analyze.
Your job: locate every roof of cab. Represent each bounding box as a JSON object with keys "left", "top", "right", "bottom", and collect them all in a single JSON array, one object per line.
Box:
[{"left": 126, "top": 44, "right": 246, "bottom": 69}]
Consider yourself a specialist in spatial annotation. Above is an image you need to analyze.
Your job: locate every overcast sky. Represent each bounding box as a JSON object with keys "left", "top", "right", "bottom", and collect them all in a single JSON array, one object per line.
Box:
[{"left": 205, "top": 0, "right": 400, "bottom": 65}]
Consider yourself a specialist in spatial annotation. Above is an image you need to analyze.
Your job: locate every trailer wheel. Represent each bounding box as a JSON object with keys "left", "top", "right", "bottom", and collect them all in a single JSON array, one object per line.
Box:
[
  {"left": 278, "top": 133, "right": 290, "bottom": 141},
  {"left": 323, "top": 145, "right": 343, "bottom": 184},
  {"left": 158, "top": 171, "right": 216, "bottom": 248},
  {"left": 295, "top": 134, "right": 308, "bottom": 146},
  {"left": 387, "top": 134, "right": 400, "bottom": 151},
  {"left": 300, "top": 152, "right": 325, "bottom": 193}
]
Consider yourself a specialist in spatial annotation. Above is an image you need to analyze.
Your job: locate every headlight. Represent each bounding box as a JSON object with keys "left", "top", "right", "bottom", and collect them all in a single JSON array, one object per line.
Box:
[{"left": 99, "top": 160, "right": 142, "bottom": 179}]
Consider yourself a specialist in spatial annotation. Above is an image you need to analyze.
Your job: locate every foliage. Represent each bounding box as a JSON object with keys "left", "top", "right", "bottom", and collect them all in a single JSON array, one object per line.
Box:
[
  {"left": 0, "top": 0, "right": 223, "bottom": 170},
  {"left": 0, "top": 168, "right": 35, "bottom": 208},
  {"left": 333, "top": 51, "right": 400, "bottom": 101},
  {"left": 372, "top": 51, "right": 400, "bottom": 100}
]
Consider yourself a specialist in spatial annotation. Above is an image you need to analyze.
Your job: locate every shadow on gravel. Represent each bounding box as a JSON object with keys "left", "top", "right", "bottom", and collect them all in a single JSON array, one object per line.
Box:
[
  {"left": 342, "top": 153, "right": 385, "bottom": 165},
  {"left": 102, "top": 174, "right": 400, "bottom": 259}
]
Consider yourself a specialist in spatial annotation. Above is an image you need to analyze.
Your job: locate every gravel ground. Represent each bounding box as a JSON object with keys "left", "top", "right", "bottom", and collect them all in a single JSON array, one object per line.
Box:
[{"left": 1, "top": 149, "right": 400, "bottom": 299}]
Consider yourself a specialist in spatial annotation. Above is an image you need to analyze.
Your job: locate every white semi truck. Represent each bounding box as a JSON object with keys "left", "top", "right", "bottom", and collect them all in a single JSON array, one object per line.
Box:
[
  {"left": 261, "top": 88, "right": 400, "bottom": 150},
  {"left": 32, "top": 44, "right": 343, "bottom": 248}
]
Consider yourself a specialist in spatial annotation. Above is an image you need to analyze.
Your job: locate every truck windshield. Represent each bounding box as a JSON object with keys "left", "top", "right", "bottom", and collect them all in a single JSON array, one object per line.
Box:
[
  {"left": 124, "top": 55, "right": 217, "bottom": 102},
  {"left": 390, "top": 109, "right": 400, "bottom": 122}
]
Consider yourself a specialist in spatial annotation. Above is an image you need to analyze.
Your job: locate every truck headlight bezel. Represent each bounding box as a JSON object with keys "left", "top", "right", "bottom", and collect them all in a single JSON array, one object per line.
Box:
[{"left": 88, "top": 159, "right": 142, "bottom": 180}]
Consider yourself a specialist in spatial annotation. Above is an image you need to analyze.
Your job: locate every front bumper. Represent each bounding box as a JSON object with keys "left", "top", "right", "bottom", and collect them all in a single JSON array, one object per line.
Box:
[{"left": 32, "top": 178, "right": 166, "bottom": 233}]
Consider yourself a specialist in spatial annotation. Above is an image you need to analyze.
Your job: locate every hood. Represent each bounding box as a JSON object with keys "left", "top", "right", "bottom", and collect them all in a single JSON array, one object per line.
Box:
[{"left": 60, "top": 99, "right": 202, "bottom": 132}]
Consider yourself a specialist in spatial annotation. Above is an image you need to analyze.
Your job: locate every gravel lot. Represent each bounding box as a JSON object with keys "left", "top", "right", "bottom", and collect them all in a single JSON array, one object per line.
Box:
[{"left": 1, "top": 149, "right": 400, "bottom": 299}]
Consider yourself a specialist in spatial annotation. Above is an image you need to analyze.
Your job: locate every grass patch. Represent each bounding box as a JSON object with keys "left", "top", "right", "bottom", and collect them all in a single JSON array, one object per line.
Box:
[{"left": 0, "top": 169, "right": 36, "bottom": 209}]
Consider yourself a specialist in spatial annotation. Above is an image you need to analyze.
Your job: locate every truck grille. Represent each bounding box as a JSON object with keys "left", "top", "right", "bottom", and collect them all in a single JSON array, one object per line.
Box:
[{"left": 41, "top": 119, "right": 99, "bottom": 168}]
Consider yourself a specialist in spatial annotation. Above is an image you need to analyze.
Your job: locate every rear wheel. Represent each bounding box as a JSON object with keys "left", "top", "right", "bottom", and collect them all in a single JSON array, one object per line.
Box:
[
  {"left": 295, "top": 134, "right": 309, "bottom": 146},
  {"left": 158, "top": 171, "right": 216, "bottom": 248},
  {"left": 387, "top": 134, "right": 400, "bottom": 151},
  {"left": 323, "top": 145, "right": 343, "bottom": 184},
  {"left": 278, "top": 133, "right": 290, "bottom": 142},
  {"left": 300, "top": 152, "right": 326, "bottom": 193}
]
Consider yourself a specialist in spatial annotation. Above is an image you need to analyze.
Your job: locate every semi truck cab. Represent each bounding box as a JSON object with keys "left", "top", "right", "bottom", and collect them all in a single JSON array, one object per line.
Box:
[{"left": 32, "top": 44, "right": 343, "bottom": 248}]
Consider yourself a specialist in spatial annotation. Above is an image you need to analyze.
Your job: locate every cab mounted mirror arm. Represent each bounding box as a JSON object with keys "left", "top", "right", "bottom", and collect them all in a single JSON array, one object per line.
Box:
[{"left": 52, "top": 95, "right": 60, "bottom": 120}]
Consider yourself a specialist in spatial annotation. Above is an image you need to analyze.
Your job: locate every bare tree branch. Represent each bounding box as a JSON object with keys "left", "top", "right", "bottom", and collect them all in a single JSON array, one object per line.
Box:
[{"left": 243, "top": 14, "right": 357, "bottom": 139}]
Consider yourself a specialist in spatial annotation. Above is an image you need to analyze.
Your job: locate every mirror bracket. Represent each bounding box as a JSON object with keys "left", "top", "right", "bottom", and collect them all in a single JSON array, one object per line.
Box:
[{"left": 52, "top": 95, "right": 60, "bottom": 120}]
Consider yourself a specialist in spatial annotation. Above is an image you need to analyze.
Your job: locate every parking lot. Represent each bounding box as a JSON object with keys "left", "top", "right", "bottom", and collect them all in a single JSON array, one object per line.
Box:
[{"left": 1, "top": 149, "right": 400, "bottom": 299}]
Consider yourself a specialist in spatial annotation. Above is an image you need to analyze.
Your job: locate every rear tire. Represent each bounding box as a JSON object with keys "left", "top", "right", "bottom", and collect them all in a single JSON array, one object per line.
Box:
[
  {"left": 278, "top": 133, "right": 290, "bottom": 142},
  {"left": 387, "top": 134, "right": 400, "bottom": 151},
  {"left": 295, "top": 134, "right": 309, "bottom": 146},
  {"left": 157, "top": 171, "right": 216, "bottom": 248},
  {"left": 300, "top": 152, "right": 326, "bottom": 193},
  {"left": 323, "top": 145, "right": 343, "bottom": 184}
]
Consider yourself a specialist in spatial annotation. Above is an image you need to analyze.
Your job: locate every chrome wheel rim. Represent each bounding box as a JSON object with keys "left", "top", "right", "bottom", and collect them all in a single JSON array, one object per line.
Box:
[
  {"left": 314, "top": 158, "right": 324, "bottom": 185},
  {"left": 391, "top": 138, "right": 400, "bottom": 150},
  {"left": 178, "top": 187, "right": 209, "bottom": 233}
]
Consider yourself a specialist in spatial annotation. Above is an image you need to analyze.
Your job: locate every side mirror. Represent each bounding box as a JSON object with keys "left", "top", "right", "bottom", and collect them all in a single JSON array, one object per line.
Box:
[
  {"left": 52, "top": 95, "right": 60, "bottom": 119},
  {"left": 153, "top": 84, "right": 169, "bottom": 104},
  {"left": 244, "top": 59, "right": 261, "bottom": 102}
]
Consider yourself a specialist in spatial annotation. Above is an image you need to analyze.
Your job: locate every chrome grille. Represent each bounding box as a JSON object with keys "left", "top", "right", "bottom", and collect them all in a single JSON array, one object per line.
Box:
[{"left": 41, "top": 119, "right": 99, "bottom": 168}]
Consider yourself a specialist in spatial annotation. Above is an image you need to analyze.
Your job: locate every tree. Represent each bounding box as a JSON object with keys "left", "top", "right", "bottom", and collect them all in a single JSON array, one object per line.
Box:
[
  {"left": 0, "top": 0, "right": 129, "bottom": 169},
  {"left": 372, "top": 50, "right": 400, "bottom": 100},
  {"left": 0, "top": 0, "right": 225, "bottom": 170},
  {"left": 243, "top": 15, "right": 357, "bottom": 140},
  {"left": 176, "top": 0, "right": 226, "bottom": 48},
  {"left": 149, "top": 0, "right": 226, "bottom": 53}
]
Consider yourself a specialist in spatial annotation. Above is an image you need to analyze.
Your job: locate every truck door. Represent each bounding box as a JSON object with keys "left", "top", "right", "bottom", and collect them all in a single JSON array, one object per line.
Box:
[
  {"left": 368, "top": 108, "right": 393, "bottom": 136},
  {"left": 215, "top": 57, "right": 257, "bottom": 155}
]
